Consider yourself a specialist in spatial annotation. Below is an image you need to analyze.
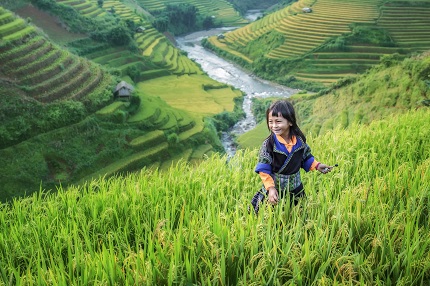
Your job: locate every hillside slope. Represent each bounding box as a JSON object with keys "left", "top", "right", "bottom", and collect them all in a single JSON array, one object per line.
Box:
[
  {"left": 0, "top": 108, "right": 429, "bottom": 284},
  {"left": 0, "top": 6, "right": 115, "bottom": 147},
  {"left": 0, "top": 5, "right": 242, "bottom": 201},
  {"left": 134, "top": 0, "right": 248, "bottom": 26},
  {"left": 205, "top": 0, "right": 430, "bottom": 88},
  {"left": 237, "top": 51, "right": 430, "bottom": 149}
]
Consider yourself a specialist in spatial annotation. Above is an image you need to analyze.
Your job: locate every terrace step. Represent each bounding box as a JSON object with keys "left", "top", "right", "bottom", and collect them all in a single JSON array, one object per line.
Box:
[
  {"left": 0, "top": 36, "right": 46, "bottom": 62},
  {"left": 4, "top": 41, "right": 53, "bottom": 68},
  {"left": 35, "top": 60, "right": 93, "bottom": 101},
  {"left": 82, "top": 142, "right": 170, "bottom": 181},
  {"left": 27, "top": 58, "right": 85, "bottom": 96},
  {"left": 0, "top": 18, "right": 26, "bottom": 37},
  {"left": 0, "top": 12, "right": 14, "bottom": 25},
  {"left": 69, "top": 67, "right": 107, "bottom": 101},
  {"left": 130, "top": 130, "right": 166, "bottom": 151},
  {"left": 21, "top": 55, "right": 75, "bottom": 84},
  {"left": 13, "top": 49, "right": 63, "bottom": 76},
  {"left": 3, "top": 25, "right": 35, "bottom": 42}
]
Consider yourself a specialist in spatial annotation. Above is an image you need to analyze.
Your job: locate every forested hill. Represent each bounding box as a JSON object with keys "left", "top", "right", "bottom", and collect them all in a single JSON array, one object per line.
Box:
[{"left": 205, "top": 0, "right": 430, "bottom": 90}]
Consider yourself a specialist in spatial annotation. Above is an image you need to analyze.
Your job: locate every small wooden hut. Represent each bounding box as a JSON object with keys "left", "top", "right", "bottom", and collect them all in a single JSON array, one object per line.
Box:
[{"left": 114, "top": 81, "right": 134, "bottom": 100}]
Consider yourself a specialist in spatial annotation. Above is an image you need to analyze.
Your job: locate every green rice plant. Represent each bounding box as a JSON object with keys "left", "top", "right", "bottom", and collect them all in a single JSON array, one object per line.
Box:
[
  {"left": 130, "top": 130, "right": 165, "bottom": 150},
  {"left": 96, "top": 101, "right": 126, "bottom": 116},
  {"left": 3, "top": 26, "right": 35, "bottom": 41},
  {"left": 0, "top": 18, "right": 26, "bottom": 37},
  {"left": 2, "top": 108, "right": 429, "bottom": 284}
]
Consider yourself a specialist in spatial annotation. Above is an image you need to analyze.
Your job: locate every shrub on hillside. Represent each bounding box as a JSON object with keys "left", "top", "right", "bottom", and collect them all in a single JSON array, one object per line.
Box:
[
  {"left": 212, "top": 111, "right": 238, "bottom": 132},
  {"left": 380, "top": 53, "right": 402, "bottom": 67},
  {"left": 0, "top": 97, "right": 87, "bottom": 148},
  {"left": 127, "top": 95, "right": 141, "bottom": 116},
  {"left": 227, "top": 0, "right": 279, "bottom": 15},
  {"left": 152, "top": 3, "right": 223, "bottom": 36},
  {"left": 167, "top": 132, "right": 179, "bottom": 145},
  {"left": 238, "top": 30, "right": 285, "bottom": 59},
  {"left": 90, "top": 24, "right": 133, "bottom": 46}
]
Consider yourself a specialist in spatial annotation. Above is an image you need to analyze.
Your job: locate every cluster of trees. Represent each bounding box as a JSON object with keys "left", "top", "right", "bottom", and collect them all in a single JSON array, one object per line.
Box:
[
  {"left": 226, "top": 0, "right": 281, "bottom": 15},
  {"left": 152, "top": 4, "right": 216, "bottom": 35},
  {"left": 0, "top": 96, "right": 88, "bottom": 149}
]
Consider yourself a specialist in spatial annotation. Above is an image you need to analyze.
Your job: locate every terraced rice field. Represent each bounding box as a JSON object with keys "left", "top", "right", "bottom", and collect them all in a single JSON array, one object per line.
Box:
[
  {"left": 136, "top": 74, "right": 241, "bottom": 115},
  {"left": 210, "top": 0, "right": 430, "bottom": 85},
  {"left": 0, "top": 10, "right": 35, "bottom": 41},
  {"left": 84, "top": 92, "right": 210, "bottom": 181},
  {"left": 54, "top": 0, "right": 203, "bottom": 76},
  {"left": 0, "top": 10, "right": 113, "bottom": 102},
  {"left": 135, "top": 0, "right": 248, "bottom": 26},
  {"left": 56, "top": 0, "right": 106, "bottom": 17},
  {"left": 377, "top": 1, "right": 430, "bottom": 52},
  {"left": 0, "top": 4, "right": 234, "bottom": 188}
]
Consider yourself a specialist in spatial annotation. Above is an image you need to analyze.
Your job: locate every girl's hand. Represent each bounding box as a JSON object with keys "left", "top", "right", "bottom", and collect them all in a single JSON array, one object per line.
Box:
[
  {"left": 267, "top": 187, "right": 278, "bottom": 205},
  {"left": 317, "top": 163, "right": 333, "bottom": 174}
]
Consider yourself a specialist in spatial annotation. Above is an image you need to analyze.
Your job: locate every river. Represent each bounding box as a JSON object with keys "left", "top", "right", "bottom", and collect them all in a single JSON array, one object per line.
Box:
[{"left": 175, "top": 13, "right": 297, "bottom": 157}]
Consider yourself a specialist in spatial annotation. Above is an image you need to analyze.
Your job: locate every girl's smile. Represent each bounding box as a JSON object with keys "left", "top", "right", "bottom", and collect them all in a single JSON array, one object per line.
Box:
[{"left": 268, "top": 112, "right": 293, "bottom": 140}]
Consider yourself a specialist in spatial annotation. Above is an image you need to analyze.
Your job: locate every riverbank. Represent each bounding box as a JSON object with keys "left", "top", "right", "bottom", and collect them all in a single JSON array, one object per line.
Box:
[{"left": 175, "top": 27, "right": 297, "bottom": 157}]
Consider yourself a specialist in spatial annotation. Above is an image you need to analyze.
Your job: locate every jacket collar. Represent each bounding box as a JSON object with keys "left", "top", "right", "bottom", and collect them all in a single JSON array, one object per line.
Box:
[{"left": 272, "top": 133, "right": 303, "bottom": 154}]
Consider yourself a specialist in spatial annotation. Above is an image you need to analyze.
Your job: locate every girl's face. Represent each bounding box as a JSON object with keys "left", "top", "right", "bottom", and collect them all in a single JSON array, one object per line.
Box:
[{"left": 268, "top": 112, "right": 292, "bottom": 139}]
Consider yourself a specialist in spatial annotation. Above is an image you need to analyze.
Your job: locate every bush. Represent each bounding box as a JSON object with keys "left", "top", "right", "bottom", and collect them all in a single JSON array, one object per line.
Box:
[
  {"left": 167, "top": 132, "right": 179, "bottom": 145},
  {"left": 127, "top": 95, "right": 141, "bottom": 115},
  {"left": 380, "top": 53, "right": 402, "bottom": 68}
]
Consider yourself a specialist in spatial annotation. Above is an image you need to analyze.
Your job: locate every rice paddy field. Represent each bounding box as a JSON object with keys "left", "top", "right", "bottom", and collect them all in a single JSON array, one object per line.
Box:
[
  {"left": 136, "top": 74, "right": 242, "bottom": 115},
  {"left": 1, "top": 108, "right": 429, "bottom": 285},
  {"left": 207, "top": 0, "right": 430, "bottom": 85}
]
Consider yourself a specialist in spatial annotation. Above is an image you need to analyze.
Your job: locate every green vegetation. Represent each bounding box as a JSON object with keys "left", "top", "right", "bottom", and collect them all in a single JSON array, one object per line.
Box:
[
  {"left": 227, "top": 0, "right": 279, "bottom": 15},
  {"left": 135, "top": 0, "right": 248, "bottom": 26},
  {"left": 136, "top": 75, "right": 243, "bottom": 115},
  {"left": 0, "top": 3, "right": 244, "bottom": 200},
  {"left": 1, "top": 108, "right": 429, "bottom": 284},
  {"left": 0, "top": 88, "right": 226, "bottom": 201},
  {"left": 238, "top": 51, "right": 430, "bottom": 150},
  {"left": 0, "top": 9, "right": 114, "bottom": 148},
  {"left": 237, "top": 30, "right": 285, "bottom": 59},
  {"left": 206, "top": 0, "right": 430, "bottom": 89},
  {"left": 1, "top": 1, "right": 430, "bottom": 284},
  {"left": 151, "top": 3, "right": 217, "bottom": 35}
]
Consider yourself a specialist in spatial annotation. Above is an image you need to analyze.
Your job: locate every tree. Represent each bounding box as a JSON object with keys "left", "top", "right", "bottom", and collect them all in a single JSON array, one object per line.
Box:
[
  {"left": 107, "top": 25, "right": 131, "bottom": 46},
  {"left": 202, "top": 16, "right": 215, "bottom": 30},
  {"left": 153, "top": 16, "right": 168, "bottom": 33}
]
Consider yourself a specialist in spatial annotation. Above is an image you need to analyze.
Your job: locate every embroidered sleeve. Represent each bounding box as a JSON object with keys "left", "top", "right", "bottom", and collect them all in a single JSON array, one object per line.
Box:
[
  {"left": 259, "top": 172, "right": 275, "bottom": 189},
  {"left": 301, "top": 143, "right": 315, "bottom": 172},
  {"left": 254, "top": 138, "right": 272, "bottom": 174}
]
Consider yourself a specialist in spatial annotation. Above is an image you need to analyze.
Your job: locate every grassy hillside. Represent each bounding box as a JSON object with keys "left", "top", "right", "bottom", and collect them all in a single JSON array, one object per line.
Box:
[
  {"left": 0, "top": 108, "right": 429, "bottom": 284},
  {"left": 237, "top": 51, "right": 430, "bottom": 150},
  {"left": 134, "top": 0, "right": 248, "bottom": 27},
  {"left": 205, "top": 0, "right": 430, "bottom": 89},
  {"left": 0, "top": 4, "right": 244, "bottom": 201},
  {"left": 0, "top": 7, "right": 115, "bottom": 147}
]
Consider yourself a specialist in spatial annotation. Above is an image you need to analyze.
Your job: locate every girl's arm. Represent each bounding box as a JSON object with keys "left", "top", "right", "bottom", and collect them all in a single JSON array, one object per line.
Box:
[
  {"left": 259, "top": 172, "right": 274, "bottom": 190},
  {"left": 259, "top": 172, "right": 278, "bottom": 204},
  {"left": 315, "top": 162, "right": 333, "bottom": 174}
]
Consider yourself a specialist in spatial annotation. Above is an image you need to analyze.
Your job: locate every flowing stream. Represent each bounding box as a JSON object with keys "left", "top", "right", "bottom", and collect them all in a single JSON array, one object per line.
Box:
[{"left": 175, "top": 12, "right": 297, "bottom": 157}]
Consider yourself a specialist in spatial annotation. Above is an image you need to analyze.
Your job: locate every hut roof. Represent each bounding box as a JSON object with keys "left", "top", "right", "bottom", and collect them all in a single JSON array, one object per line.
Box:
[{"left": 115, "top": 81, "right": 134, "bottom": 93}]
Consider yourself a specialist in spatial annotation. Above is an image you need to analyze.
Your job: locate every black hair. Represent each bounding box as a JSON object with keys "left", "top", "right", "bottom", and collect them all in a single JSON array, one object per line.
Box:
[{"left": 266, "top": 100, "right": 307, "bottom": 143}]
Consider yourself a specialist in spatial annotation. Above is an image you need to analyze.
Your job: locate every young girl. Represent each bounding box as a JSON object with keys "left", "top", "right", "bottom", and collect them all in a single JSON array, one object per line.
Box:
[{"left": 251, "top": 100, "right": 333, "bottom": 214}]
